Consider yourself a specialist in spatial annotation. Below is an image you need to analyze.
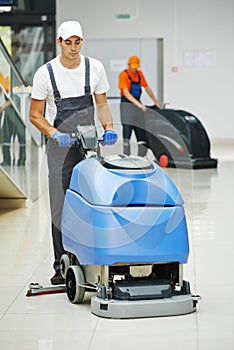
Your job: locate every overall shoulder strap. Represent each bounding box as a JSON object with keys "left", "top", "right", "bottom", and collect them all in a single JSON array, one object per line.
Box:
[
  {"left": 84, "top": 57, "right": 91, "bottom": 95},
  {"left": 124, "top": 69, "right": 141, "bottom": 83},
  {"left": 124, "top": 69, "right": 132, "bottom": 81},
  {"left": 46, "top": 62, "right": 61, "bottom": 100}
]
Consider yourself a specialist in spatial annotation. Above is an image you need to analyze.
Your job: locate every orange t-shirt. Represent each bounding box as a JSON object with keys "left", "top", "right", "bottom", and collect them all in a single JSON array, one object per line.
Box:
[
  {"left": 0, "top": 73, "right": 10, "bottom": 93},
  {"left": 118, "top": 69, "right": 148, "bottom": 96}
]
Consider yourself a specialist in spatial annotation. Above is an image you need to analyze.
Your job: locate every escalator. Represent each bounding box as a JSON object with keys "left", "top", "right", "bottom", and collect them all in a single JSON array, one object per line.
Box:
[{"left": 0, "top": 37, "right": 42, "bottom": 207}]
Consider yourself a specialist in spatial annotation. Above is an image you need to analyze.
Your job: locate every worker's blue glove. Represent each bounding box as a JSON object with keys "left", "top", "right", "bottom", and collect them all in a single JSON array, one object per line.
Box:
[
  {"left": 51, "top": 131, "right": 71, "bottom": 147},
  {"left": 102, "top": 130, "right": 118, "bottom": 145}
]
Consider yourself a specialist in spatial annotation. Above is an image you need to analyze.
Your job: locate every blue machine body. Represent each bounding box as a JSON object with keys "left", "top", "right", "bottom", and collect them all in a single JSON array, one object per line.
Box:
[{"left": 61, "top": 156, "right": 189, "bottom": 265}]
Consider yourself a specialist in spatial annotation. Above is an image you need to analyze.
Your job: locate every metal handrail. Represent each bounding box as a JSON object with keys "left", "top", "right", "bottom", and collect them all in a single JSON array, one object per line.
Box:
[{"left": 0, "top": 36, "right": 42, "bottom": 146}]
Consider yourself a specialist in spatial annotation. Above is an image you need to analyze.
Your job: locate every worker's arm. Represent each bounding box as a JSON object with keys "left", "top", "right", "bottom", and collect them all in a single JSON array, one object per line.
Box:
[
  {"left": 93, "top": 93, "right": 114, "bottom": 130},
  {"left": 94, "top": 92, "right": 117, "bottom": 145},
  {"left": 122, "top": 88, "right": 147, "bottom": 112},
  {"left": 145, "top": 86, "right": 161, "bottom": 108},
  {"left": 29, "top": 98, "right": 56, "bottom": 137}
]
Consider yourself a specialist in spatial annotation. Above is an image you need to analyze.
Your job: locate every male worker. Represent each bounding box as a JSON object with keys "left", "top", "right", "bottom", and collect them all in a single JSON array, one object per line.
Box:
[
  {"left": 118, "top": 55, "right": 160, "bottom": 156},
  {"left": 30, "top": 20, "right": 117, "bottom": 284}
]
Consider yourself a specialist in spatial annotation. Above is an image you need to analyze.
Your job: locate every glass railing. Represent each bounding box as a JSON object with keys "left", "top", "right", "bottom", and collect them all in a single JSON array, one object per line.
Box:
[{"left": 0, "top": 37, "right": 42, "bottom": 202}]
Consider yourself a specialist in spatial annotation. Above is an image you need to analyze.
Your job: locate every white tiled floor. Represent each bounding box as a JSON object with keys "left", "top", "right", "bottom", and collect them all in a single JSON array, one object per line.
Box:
[{"left": 0, "top": 143, "right": 234, "bottom": 350}]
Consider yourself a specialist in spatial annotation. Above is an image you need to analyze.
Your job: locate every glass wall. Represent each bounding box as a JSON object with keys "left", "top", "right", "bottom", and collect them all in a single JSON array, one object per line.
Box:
[
  {"left": 0, "top": 0, "right": 56, "bottom": 202},
  {"left": 0, "top": 0, "right": 56, "bottom": 85},
  {"left": 0, "top": 24, "right": 54, "bottom": 86},
  {"left": 0, "top": 36, "right": 41, "bottom": 202}
]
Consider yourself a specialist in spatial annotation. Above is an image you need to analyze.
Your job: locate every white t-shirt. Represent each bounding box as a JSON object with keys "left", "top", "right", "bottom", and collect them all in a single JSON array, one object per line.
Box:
[{"left": 31, "top": 54, "right": 110, "bottom": 125}]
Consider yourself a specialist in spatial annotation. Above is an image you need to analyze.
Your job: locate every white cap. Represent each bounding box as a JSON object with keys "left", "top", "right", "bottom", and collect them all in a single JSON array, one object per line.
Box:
[{"left": 57, "top": 21, "right": 83, "bottom": 40}]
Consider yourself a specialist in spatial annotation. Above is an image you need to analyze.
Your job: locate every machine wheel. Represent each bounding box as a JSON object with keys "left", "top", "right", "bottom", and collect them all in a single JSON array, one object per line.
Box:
[
  {"left": 182, "top": 280, "right": 191, "bottom": 295},
  {"left": 60, "top": 254, "right": 70, "bottom": 278},
  {"left": 66, "top": 265, "right": 85, "bottom": 304}
]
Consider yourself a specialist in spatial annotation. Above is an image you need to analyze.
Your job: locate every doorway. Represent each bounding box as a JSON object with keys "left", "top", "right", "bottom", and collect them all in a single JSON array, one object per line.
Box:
[{"left": 83, "top": 38, "right": 164, "bottom": 104}]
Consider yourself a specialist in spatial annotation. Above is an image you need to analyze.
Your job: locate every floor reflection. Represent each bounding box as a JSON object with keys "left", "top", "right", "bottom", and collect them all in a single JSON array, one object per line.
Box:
[{"left": 0, "top": 139, "right": 41, "bottom": 201}]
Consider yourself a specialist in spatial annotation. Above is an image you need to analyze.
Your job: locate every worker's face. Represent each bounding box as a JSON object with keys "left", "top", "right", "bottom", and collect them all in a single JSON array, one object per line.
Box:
[
  {"left": 57, "top": 36, "right": 83, "bottom": 60},
  {"left": 128, "top": 65, "right": 138, "bottom": 73}
]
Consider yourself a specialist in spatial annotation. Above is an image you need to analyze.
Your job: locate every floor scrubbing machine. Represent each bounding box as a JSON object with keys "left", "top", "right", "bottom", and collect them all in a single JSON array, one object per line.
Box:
[
  {"left": 145, "top": 105, "right": 218, "bottom": 169},
  {"left": 60, "top": 125, "right": 200, "bottom": 319}
]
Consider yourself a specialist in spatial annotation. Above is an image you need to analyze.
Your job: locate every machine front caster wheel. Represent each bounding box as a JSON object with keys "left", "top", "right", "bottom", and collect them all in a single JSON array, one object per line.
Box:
[
  {"left": 66, "top": 265, "right": 85, "bottom": 304},
  {"left": 182, "top": 280, "right": 191, "bottom": 295},
  {"left": 60, "top": 254, "right": 70, "bottom": 278}
]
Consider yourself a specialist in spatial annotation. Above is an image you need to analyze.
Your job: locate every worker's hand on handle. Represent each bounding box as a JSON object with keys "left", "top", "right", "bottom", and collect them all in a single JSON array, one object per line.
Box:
[
  {"left": 51, "top": 130, "right": 71, "bottom": 147},
  {"left": 138, "top": 104, "right": 147, "bottom": 113},
  {"left": 101, "top": 130, "right": 118, "bottom": 145}
]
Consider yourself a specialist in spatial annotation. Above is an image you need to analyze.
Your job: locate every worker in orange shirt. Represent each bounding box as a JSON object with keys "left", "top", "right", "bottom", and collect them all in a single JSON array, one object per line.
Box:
[{"left": 118, "top": 56, "right": 161, "bottom": 156}]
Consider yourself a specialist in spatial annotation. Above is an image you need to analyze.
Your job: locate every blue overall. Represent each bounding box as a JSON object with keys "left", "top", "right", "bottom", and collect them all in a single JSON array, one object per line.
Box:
[
  {"left": 46, "top": 57, "right": 94, "bottom": 271},
  {"left": 120, "top": 70, "right": 147, "bottom": 157}
]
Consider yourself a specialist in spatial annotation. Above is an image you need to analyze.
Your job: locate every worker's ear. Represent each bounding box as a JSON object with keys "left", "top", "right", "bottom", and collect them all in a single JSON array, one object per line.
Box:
[{"left": 56, "top": 37, "right": 62, "bottom": 46}]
